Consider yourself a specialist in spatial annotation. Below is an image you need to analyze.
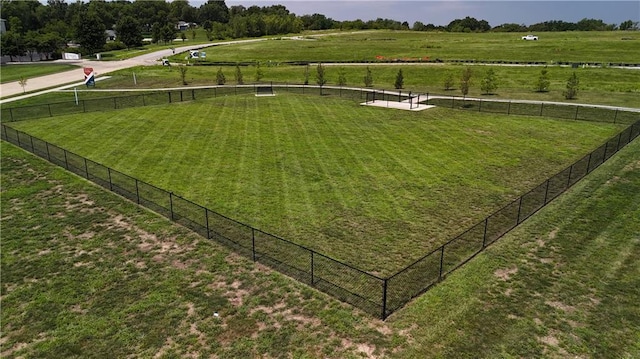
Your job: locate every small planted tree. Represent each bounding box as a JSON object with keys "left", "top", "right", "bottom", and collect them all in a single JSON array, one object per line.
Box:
[
  {"left": 316, "top": 63, "right": 327, "bottom": 86},
  {"left": 363, "top": 66, "right": 373, "bottom": 87},
  {"left": 303, "top": 64, "right": 310, "bottom": 85},
  {"left": 178, "top": 66, "right": 188, "bottom": 85},
  {"left": 216, "top": 67, "right": 226, "bottom": 85},
  {"left": 18, "top": 76, "right": 27, "bottom": 93},
  {"left": 563, "top": 72, "right": 579, "bottom": 99},
  {"left": 480, "top": 68, "right": 497, "bottom": 95},
  {"left": 235, "top": 64, "right": 244, "bottom": 85},
  {"left": 180, "top": 32, "right": 187, "bottom": 42},
  {"left": 536, "top": 68, "right": 551, "bottom": 92},
  {"left": 254, "top": 62, "right": 264, "bottom": 82},
  {"left": 337, "top": 68, "right": 347, "bottom": 86},
  {"left": 443, "top": 73, "right": 454, "bottom": 91},
  {"left": 394, "top": 69, "right": 404, "bottom": 89},
  {"left": 460, "top": 67, "right": 472, "bottom": 97}
]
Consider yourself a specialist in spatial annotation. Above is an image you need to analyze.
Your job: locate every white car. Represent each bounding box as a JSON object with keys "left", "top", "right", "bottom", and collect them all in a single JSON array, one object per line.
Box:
[{"left": 522, "top": 35, "right": 539, "bottom": 41}]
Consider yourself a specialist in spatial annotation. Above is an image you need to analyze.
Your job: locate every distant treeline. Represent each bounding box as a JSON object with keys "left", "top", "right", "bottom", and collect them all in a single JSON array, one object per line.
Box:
[{"left": 1, "top": 0, "right": 638, "bottom": 59}]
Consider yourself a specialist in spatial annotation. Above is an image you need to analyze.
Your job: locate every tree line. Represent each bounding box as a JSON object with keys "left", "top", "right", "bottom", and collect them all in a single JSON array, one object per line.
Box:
[{"left": 1, "top": 0, "right": 637, "bottom": 60}]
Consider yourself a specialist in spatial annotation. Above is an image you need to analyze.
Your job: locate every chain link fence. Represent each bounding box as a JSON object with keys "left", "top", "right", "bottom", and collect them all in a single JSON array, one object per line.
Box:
[{"left": 2, "top": 85, "right": 638, "bottom": 319}]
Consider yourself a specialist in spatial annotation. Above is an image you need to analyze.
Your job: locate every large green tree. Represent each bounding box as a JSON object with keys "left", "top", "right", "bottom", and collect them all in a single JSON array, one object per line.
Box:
[
  {"left": 75, "top": 11, "right": 106, "bottom": 54},
  {"left": 115, "top": 16, "right": 143, "bottom": 49}
]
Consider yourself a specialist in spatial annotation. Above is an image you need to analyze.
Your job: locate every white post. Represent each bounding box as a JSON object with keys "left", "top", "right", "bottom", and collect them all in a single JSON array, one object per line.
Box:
[
  {"left": 133, "top": 72, "right": 137, "bottom": 85},
  {"left": 74, "top": 87, "right": 78, "bottom": 105}
]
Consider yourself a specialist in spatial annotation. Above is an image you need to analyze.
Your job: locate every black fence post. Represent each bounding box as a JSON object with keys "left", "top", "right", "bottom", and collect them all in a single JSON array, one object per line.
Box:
[
  {"left": 203, "top": 208, "right": 210, "bottom": 238},
  {"left": 539, "top": 102, "right": 544, "bottom": 116},
  {"left": 574, "top": 106, "right": 579, "bottom": 120},
  {"left": 439, "top": 246, "right": 445, "bottom": 280},
  {"left": 168, "top": 92, "right": 172, "bottom": 103},
  {"left": 310, "top": 251, "right": 315, "bottom": 285},
  {"left": 478, "top": 99, "right": 482, "bottom": 112},
  {"left": 603, "top": 141, "right": 609, "bottom": 160},
  {"left": 613, "top": 109, "right": 618, "bottom": 124},
  {"left": 482, "top": 218, "right": 488, "bottom": 247},
  {"left": 45, "top": 142, "right": 51, "bottom": 161},
  {"left": 616, "top": 132, "right": 622, "bottom": 151},
  {"left": 169, "top": 192, "right": 174, "bottom": 221},
  {"left": 180, "top": 91, "right": 183, "bottom": 102},
  {"left": 16, "top": 131, "right": 21, "bottom": 147},
  {"left": 586, "top": 152, "right": 593, "bottom": 173},
  {"left": 9, "top": 108, "right": 14, "bottom": 121},
  {"left": 142, "top": 94, "right": 146, "bottom": 106},
  {"left": 84, "top": 158, "right": 89, "bottom": 178},
  {"left": 192, "top": 89, "right": 195, "bottom": 100},
  {"left": 48, "top": 104, "right": 52, "bottom": 117},
  {"left": 29, "top": 136, "right": 34, "bottom": 152},
  {"left": 507, "top": 101, "right": 511, "bottom": 115},
  {"left": 82, "top": 100, "right": 86, "bottom": 112},
  {"left": 567, "top": 164, "right": 573, "bottom": 187},
  {"left": 516, "top": 197, "right": 523, "bottom": 224},
  {"left": 113, "top": 97, "right": 117, "bottom": 109},
  {"left": 107, "top": 167, "right": 113, "bottom": 190},
  {"left": 63, "top": 150, "right": 69, "bottom": 170},
  {"left": 135, "top": 178, "right": 140, "bottom": 204},
  {"left": 543, "top": 179, "right": 550, "bottom": 204},
  {"left": 381, "top": 279, "right": 388, "bottom": 320},
  {"left": 251, "top": 228, "right": 256, "bottom": 261}
]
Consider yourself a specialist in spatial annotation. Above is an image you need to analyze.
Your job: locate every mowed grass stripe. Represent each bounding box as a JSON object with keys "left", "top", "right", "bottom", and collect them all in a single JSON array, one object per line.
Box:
[{"left": 9, "top": 94, "right": 625, "bottom": 274}]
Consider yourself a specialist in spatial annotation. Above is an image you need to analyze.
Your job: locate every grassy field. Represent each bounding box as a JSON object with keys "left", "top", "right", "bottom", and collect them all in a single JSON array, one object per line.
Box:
[
  {"left": 175, "top": 30, "right": 640, "bottom": 64},
  {"left": 0, "top": 63, "right": 79, "bottom": 84},
  {"left": 7, "top": 93, "right": 624, "bottom": 274},
  {"left": 5, "top": 62, "right": 638, "bottom": 109},
  {"left": 1, "top": 133, "right": 638, "bottom": 358}
]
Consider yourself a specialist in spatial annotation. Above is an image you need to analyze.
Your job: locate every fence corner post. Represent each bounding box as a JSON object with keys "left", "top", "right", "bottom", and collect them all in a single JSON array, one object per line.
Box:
[{"left": 381, "top": 278, "right": 388, "bottom": 320}]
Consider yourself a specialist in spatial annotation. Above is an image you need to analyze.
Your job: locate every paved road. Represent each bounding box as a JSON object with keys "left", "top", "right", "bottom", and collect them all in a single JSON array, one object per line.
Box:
[
  {"left": 0, "top": 39, "right": 266, "bottom": 102},
  {"left": 0, "top": 32, "right": 365, "bottom": 102}
]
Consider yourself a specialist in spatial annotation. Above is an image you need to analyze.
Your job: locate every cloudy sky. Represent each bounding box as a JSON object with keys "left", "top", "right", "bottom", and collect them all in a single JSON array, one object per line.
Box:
[{"left": 224, "top": 1, "right": 640, "bottom": 27}]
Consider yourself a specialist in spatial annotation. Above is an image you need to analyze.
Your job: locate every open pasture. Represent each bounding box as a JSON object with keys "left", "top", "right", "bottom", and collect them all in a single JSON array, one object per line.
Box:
[
  {"left": 185, "top": 30, "right": 640, "bottom": 64},
  {"left": 9, "top": 92, "right": 624, "bottom": 275}
]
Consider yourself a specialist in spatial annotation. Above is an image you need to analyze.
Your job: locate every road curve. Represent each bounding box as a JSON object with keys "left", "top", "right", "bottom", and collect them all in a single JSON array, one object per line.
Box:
[{"left": 0, "top": 38, "right": 267, "bottom": 101}]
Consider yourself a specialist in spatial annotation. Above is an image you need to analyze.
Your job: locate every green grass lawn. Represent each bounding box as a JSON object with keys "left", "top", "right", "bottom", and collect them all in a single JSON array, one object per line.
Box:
[
  {"left": 0, "top": 63, "right": 79, "bottom": 83},
  {"left": 1, "top": 132, "right": 638, "bottom": 358},
  {"left": 8, "top": 93, "right": 624, "bottom": 274},
  {"left": 69, "top": 62, "right": 639, "bottom": 109},
  {"left": 175, "top": 30, "right": 640, "bottom": 64}
]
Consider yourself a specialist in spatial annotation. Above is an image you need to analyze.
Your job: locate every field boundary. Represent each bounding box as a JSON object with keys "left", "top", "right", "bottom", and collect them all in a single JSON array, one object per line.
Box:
[
  {"left": 2, "top": 84, "right": 639, "bottom": 125},
  {"left": 2, "top": 86, "right": 638, "bottom": 319}
]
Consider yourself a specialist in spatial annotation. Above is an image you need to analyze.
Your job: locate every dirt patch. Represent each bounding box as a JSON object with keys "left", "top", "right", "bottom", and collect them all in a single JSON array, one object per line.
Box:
[
  {"left": 548, "top": 228, "right": 559, "bottom": 240},
  {"left": 186, "top": 302, "right": 196, "bottom": 317},
  {"left": 494, "top": 266, "right": 518, "bottom": 281},
  {"left": 250, "top": 302, "right": 287, "bottom": 315},
  {"left": 64, "top": 193, "right": 97, "bottom": 213},
  {"left": 545, "top": 300, "right": 576, "bottom": 313},
  {"left": 539, "top": 334, "right": 559, "bottom": 347},
  {"left": 622, "top": 159, "right": 640, "bottom": 172},
  {"left": 357, "top": 343, "right": 378, "bottom": 358}
]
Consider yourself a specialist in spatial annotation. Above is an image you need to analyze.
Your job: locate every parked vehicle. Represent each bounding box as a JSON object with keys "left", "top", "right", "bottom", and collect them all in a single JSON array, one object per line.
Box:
[{"left": 522, "top": 34, "right": 539, "bottom": 41}]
